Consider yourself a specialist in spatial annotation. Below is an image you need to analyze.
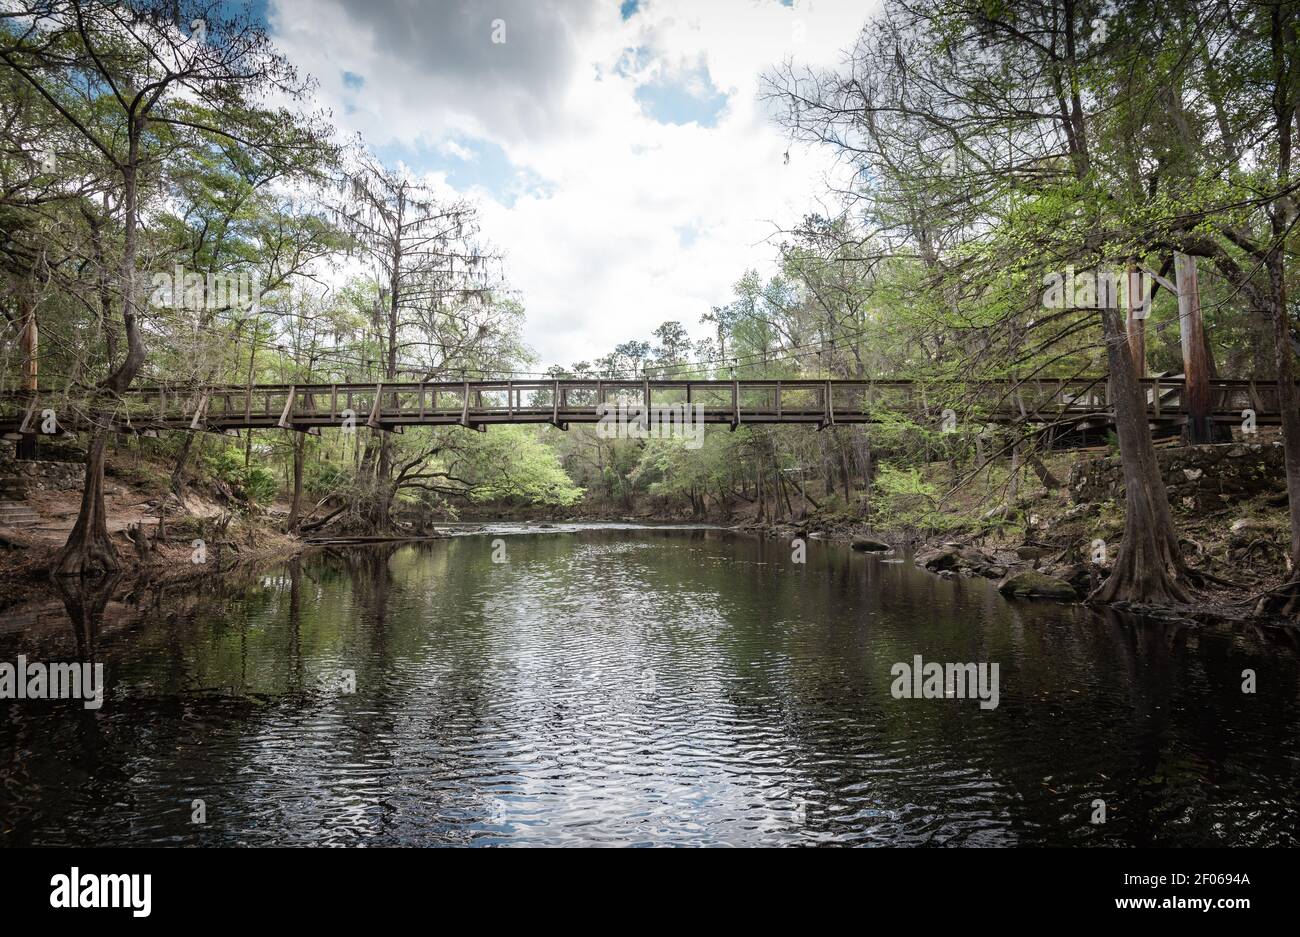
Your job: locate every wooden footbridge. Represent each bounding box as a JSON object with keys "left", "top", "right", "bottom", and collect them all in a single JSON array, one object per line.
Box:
[{"left": 0, "top": 376, "right": 1284, "bottom": 440}]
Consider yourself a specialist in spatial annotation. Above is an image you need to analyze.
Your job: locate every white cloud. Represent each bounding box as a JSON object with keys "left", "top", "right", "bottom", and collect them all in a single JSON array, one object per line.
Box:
[
  {"left": 269, "top": 0, "right": 879, "bottom": 366},
  {"left": 438, "top": 140, "right": 476, "bottom": 162}
]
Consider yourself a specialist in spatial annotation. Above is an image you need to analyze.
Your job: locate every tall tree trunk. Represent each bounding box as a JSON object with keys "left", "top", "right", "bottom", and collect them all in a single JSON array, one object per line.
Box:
[
  {"left": 243, "top": 336, "right": 257, "bottom": 469},
  {"left": 170, "top": 433, "right": 195, "bottom": 500},
  {"left": 55, "top": 431, "right": 118, "bottom": 575},
  {"left": 1125, "top": 261, "right": 1146, "bottom": 378},
  {"left": 838, "top": 440, "right": 851, "bottom": 503},
  {"left": 1259, "top": 249, "right": 1300, "bottom": 614},
  {"left": 1175, "top": 253, "right": 1215, "bottom": 445},
  {"left": 371, "top": 193, "right": 404, "bottom": 533},
  {"left": 858, "top": 437, "right": 873, "bottom": 519},
  {"left": 1090, "top": 306, "right": 1192, "bottom": 605},
  {"left": 1269, "top": 253, "right": 1300, "bottom": 564},
  {"left": 1257, "top": 2, "right": 1300, "bottom": 614},
  {"left": 1004, "top": 443, "right": 1021, "bottom": 518},
  {"left": 57, "top": 149, "right": 146, "bottom": 578},
  {"left": 17, "top": 287, "right": 37, "bottom": 460},
  {"left": 779, "top": 465, "right": 795, "bottom": 518},
  {"left": 286, "top": 431, "right": 306, "bottom": 533}
]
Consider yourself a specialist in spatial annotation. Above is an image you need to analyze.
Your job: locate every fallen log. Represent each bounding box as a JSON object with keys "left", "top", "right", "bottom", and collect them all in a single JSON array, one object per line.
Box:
[
  {"left": 303, "top": 533, "right": 450, "bottom": 546},
  {"left": 300, "top": 503, "right": 347, "bottom": 534}
]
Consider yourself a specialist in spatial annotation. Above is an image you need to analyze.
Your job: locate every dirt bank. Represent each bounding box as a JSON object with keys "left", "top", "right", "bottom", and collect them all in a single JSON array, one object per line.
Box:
[{"left": 0, "top": 458, "right": 305, "bottom": 610}]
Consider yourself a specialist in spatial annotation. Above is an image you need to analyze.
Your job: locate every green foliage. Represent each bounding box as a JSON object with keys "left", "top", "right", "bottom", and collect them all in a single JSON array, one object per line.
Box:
[
  {"left": 453, "top": 427, "right": 583, "bottom": 506},
  {"left": 872, "top": 464, "right": 940, "bottom": 527},
  {"left": 206, "top": 447, "right": 245, "bottom": 484},
  {"left": 206, "top": 446, "right": 277, "bottom": 504},
  {"left": 243, "top": 466, "right": 280, "bottom": 505},
  {"left": 638, "top": 430, "right": 745, "bottom": 504},
  {"left": 306, "top": 460, "right": 351, "bottom": 499},
  {"left": 473, "top": 430, "right": 582, "bottom": 505}
]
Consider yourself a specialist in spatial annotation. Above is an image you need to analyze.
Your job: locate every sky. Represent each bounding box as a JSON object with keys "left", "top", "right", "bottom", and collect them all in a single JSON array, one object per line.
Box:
[{"left": 264, "top": 0, "right": 878, "bottom": 368}]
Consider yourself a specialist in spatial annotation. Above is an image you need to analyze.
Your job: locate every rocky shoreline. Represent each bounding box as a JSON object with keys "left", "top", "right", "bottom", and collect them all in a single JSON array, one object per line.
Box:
[{"left": 736, "top": 517, "right": 1285, "bottom": 628}]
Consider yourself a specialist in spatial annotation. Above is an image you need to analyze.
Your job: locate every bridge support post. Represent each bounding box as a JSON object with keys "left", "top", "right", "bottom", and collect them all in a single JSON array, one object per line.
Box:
[
  {"left": 190, "top": 392, "right": 210, "bottom": 431},
  {"left": 277, "top": 385, "right": 296, "bottom": 429}
]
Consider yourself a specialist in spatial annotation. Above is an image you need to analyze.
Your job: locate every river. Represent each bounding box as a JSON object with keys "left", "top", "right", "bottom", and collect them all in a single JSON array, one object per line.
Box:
[{"left": 2, "top": 525, "right": 1297, "bottom": 846}]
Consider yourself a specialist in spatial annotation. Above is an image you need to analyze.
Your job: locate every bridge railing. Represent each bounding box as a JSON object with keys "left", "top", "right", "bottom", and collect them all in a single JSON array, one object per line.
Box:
[{"left": 0, "top": 376, "right": 1285, "bottom": 434}]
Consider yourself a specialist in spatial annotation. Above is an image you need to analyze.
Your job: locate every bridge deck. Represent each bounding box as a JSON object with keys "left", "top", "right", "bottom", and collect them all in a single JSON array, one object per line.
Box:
[{"left": 0, "top": 377, "right": 1282, "bottom": 438}]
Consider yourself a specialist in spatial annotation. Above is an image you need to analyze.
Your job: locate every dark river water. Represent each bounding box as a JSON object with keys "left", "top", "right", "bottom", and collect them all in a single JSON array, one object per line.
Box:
[{"left": 2, "top": 525, "right": 1298, "bottom": 846}]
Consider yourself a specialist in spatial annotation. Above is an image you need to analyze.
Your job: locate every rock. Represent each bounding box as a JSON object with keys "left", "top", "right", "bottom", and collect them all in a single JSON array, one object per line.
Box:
[
  {"left": 916, "top": 544, "right": 1003, "bottom": 578},
  {"left": 1015, "top": 545, "right": 1049, "bottom": 560},
  {"left": 850, "top": 537, "right": 892, "bottom": 552},
  {"left": 1052, "top": 563, "right": 1093, "bottom": 591},
  {"left": 997, "top": 570, "right": 1078, "bottom": 600},
  {"left": 954, "top": 547, "right": 994, "bottom": 569},
  {"left": 0, "top": 529, "right": 38, "bottom": 549},
  {"left": 0, "top": 459, "right": 85, "bottom": 493},
  {"left": 1070, "top": 442, "right": 1283, "bottom": 504},
  {"left": 915, "top": 545, "right": 960, "bottom": 570}
]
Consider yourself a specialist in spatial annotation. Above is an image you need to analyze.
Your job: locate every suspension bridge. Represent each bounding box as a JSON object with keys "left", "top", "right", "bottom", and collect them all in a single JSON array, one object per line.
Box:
[{"left": 0, "top": 376, "right": 1282, "bottom": 440}]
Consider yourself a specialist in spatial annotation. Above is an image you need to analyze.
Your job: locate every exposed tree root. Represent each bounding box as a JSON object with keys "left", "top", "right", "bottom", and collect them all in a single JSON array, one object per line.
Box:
[{"left": 1254, "top": 572, "right": 1300, "bottom": 618}]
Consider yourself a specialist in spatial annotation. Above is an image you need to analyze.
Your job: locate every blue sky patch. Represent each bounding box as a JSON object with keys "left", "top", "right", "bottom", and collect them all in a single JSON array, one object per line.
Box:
[
  {"left": 372, "top": 137, "right": 552, "bottom": 207},
  {"left": 216, "top": 0, "right": 270, "bottom": 28},
  {"left": 634, "top": 64, "right": 729, "bottom": 127}
]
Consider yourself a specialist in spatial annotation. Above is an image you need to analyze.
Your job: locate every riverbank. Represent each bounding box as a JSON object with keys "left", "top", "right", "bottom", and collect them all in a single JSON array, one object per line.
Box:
[
  {"left": 3, "top": 440, "right": 1292, "bottom": 626},
  {"left": 745, "top": 517, "right": 1282, "bottom": 626},
  {"left": 733, "top": 473, "right": 1292, "bottom": 627},
  {"left": 0, "top": 454, "right": 305, "bottom": 610}
]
